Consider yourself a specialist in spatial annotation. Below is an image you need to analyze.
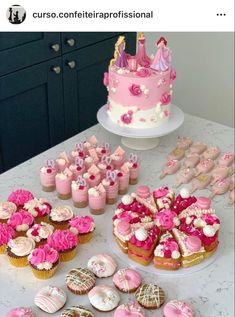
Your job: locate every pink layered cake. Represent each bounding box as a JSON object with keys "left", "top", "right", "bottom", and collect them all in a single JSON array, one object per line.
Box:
[{"left": 104, "top": 33, "right": 176, "bottom": 129}]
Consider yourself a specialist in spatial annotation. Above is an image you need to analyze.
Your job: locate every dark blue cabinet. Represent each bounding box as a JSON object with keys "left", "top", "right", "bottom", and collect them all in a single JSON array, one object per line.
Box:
[{"left": 0, "top": 32, "right": 136, "bottom": 173}]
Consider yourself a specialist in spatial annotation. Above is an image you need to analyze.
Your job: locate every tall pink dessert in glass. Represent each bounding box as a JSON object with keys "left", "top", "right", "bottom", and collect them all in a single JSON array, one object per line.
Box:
[
  {"left": 117, "top": 164, "right": 130, "bottom": 195},
  {"left": 40, "top": 159, "right": 57, "bottom": 192},
  {"left": 55, "top": 168, "right": 73, "bottom": 199},
  {"left": 56, "top": 151, "right": 70, "bottom": 172},
  {"left": 88, "top": 184, "right": 106, "bottom": 215},
  {"left": 69, "top": 157, "right": 86, "bottom": 179},
  {"left": 71, "top": 176, "right": 89, "bottom": 208},
  {"left": 102, "top": 171, "right": 119, "bottom": 204},
  {"left": 97, "top": 155, "right": 114, "bottom": 179},
  {"left": 126, "top": 153, "right": 139, "bottom": 185},
  {"left": 111, "top": 146, "right": 126, "bottom": 169},
  {"left": 84, "top": 164, "right": 101, "bottom": 188}
]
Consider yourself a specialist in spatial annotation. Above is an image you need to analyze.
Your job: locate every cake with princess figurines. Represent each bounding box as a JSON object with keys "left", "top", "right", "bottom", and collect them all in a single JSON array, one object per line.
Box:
[{"left": 103, "top": 33, "right": 176, "bottom": 129}]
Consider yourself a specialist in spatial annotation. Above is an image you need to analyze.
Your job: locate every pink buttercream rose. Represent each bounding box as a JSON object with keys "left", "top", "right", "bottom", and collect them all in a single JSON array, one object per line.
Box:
[
  {"left": 8, "top": 210, "right": 34, "bottom": 229},
  {"left": 136, "top": 68, "right": 151, "bottom": 77},
  {"left": 0, "top": 223, "right": 16, "bottom": 245},
  {"left": 69, "top": 216, "right": 94, "bottom": 234},
  {"left": 156, "top": 209, "right": 177, "bottom": 230},
  {"left": 153, "top": 187, "right": 169, "bottom": 199},
  {"left": 129, "top": 84, "right": 142, "bottom": 96},
  {"left": 170, "top": 68, "right": 176, "bottom": 84},
  {"left": 121, "top": 111, "right": 133, "bottom": 124},
  {"left": 160, "top": 92, "right": 171, "bottom": 105},
  {"left": 47, "top": 229, "right": 78, "bottom": 252},
  {"left": 103, "top": 72, "right": 109, "bottom": 87},
  {"left": 8, "top": 189, "right": 34, "bottom": 207},
  {"left": 29, "top": 244, "right": 59, "bottom": 265}
]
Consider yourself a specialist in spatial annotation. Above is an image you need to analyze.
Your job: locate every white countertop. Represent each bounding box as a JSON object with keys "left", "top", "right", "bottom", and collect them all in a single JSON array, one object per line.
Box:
[{"left": 0, "top": 114, "right": 234, "bottom": 317}]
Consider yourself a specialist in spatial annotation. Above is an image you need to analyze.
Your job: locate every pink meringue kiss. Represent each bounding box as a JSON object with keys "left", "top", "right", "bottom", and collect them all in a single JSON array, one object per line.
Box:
[
  {"left": 183, "top": 154, "right": 200, "bottom": 169},
  {"left": 160, "top": 160, "right": 181, "bottom": 179},
  {"left": 203, "top": 146, "right": 220, "bottom": 160}
]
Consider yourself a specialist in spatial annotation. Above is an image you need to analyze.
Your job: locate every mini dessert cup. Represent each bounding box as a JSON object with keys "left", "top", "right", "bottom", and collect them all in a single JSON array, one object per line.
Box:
[
  {"left": 117, "top": 165, "right": 130, "bottom": 195},
  {"left": 47, "top": 229, "right": 78, "bottom": 262},
  {"left": 69, "top": 215, "right": 95, "bottom": 244},
  {"left": 88, "top": 184, "right": 106, "bottom": 215},
  {"left": 8, "top": 189, "right": 34, "bottom": 210},
  {"left": 83, "top": 135, "right": 98, "bottom": 154},
  {"left": 8, "top": 210, "right": 34, "bottom": 237},
  {"left": 0, "top": 201, "right": 17, "bottom": 224},
  {"left": 55, "top": 168, "right": 73, "bottom": 199},
  {"left": 26, "top": 222, "right": 54, "bottom": 246},
  {"left": 97, "top": 155, "right": 114, "bottom": 179},
  {"left": 111, "top": 146, "right": 126, "bottom": 169},
  {"left": 49, "top": 206, "right": 74, "bottom": 230},
  {"left": 7, "top": 236, "right": 35, "bottom": 267},
  {"left": 0, "top": 223, "right": 16, "bottom": 254},
  {"left": 40, "top": 160, "right": 57, "bottom": 192},
  {"left": 71, "top": 177, "right": 89, "bottom": 208},
  {"left": 102, "top": 171, "right": 119, "bottom": 204},
  {"left": 84, "top": 164, "right": 101, "bottom": 188},
  {"left": 24, "top": 198, "right": 52, "bottom": 224},
  {"left": 96, "top": 142, "right": 110, "bottom": 159},
  {"left": 56, "top": 151, "right": 71, "bottom": 171},
  {"left": 69, "top": 162, "right": 86, "bottom": 179},
  {"left": 28, "top": 244, "right": 59, "bottom": 279}
]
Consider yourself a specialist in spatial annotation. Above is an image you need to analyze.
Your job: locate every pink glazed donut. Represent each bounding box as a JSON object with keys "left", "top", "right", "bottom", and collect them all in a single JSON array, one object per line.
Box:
[
  {"left": 6, "top": 307, "right": 35, "bottom": 317},
  {"left": 163, "top": 300, "right": 194, "bottom": 317},
  {"left": 113, "top": 268, "right": 142, "bottom": 293}
]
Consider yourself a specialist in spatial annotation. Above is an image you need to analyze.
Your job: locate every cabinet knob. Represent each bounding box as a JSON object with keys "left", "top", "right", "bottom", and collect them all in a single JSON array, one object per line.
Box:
[
  {"left": 66, "top": 38, "right": 76, "bottom": 47},
  {"left": 67, "top": 61, "right": 76, "bottom": 69},
  {"left": 51, "top": 43, "right": 60, "bottom": 52},
  {"left": 51, "top": 66, "right": 61, "bottom": 74}
]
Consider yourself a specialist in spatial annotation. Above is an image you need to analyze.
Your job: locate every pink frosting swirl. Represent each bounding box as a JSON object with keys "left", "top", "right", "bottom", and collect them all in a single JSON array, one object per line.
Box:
[
  {"left": 29, "top": 244, "right": 59, "bottom": 266},
  {"left": 136, "top": 68, "right": 151, "bottom": 77},
  {"left": 47, "top": 229, "right": 78, "bottom": 251},
  {"left": 0, "top": 223, "right": 16, "bottom": 245},
  {"left": 8, "top": 189, "right": 34, "bottom": 207},
  {"left": 129, "top": 84, "right": 142, "bottom": 96},
  {"left": 8, "top": 210, "right": 34, "bottom": 230},
  {"left": 160, "top": 92, "right": 171, "bottom": 105},
  {"left": 170, "top": 68, "right": 177, "bottom": 84},
  {"left": 156, "top": 209, "right": 177, "bottom": 230},
  {"left": 69, "top": 216, "right": 94, "bottom": 234}
]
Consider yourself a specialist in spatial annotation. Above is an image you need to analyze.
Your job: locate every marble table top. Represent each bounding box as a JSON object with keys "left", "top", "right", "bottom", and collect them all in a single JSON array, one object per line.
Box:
[{"left": 0, "top": 114, "right": 234, "bottom": 317}]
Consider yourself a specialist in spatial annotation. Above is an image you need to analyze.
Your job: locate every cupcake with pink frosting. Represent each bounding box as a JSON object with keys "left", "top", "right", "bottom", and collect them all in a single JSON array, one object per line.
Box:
[
  {"left": 47, "top": 229, "right": 78, "bottom": 262},
  {"left": 102, "top": 170, "right": 119, "bottom": 204},
  {"left": 6, "top": 307, "right": 35, "bottom": 317},
  {"left": 26, "top": 222, "right": 54, "bottom": 246},
  {"left": 0, "top": 201, "right": 17, "bottom": 224},
  {"left": 24, "top": 198, "right": 52, "bottom": 223},
  {"left": 69, "top": 215, "right": 95, "bottom": 244},
  {"left": 28, "top": 244, "right": 59, "bottom": 279},
  {"left": 8, "top": 189, "right": 34, "bottom": 209},
  {"left": 55, "top": 168, "right": 73, "bottom": 200},
  {"left": 49, "top": 205, "right": 74, "bottom": 230},
  {"left": 117, "top": 164, "right": 130, "bottom": 195},
  {"left": 8, "top": 210, "right": 34, "bottom": 237},
  {"left": 71, "top": 176, "right": 89, "bottom": 208},
  {"left": 88, "top": 184, "right": 106, "bottom": 215},
  {"left": 40, "top": 160, "right": 57, "bottom": 192},
  {"left": 0, "top": 223, "right": 16, "bottom": 254}
]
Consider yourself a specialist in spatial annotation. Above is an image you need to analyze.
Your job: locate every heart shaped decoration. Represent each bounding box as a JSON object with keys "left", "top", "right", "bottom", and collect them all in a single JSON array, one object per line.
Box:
[
  {"left": 46, "top": 159, "right": 55, "bottom": 169},
  {"left": 75, "top": 157, "right": 84, "bottom": 167},
  {"left": 75, "top": 142, "right": 84, "bottom": 151},
  {"left": 106, "top": 170, "right": 117, "bottom": 182},
  {"left": 129, "top": 153, "right": 138, "bottom": 163},
  {"left": 76, "top": 175, "right": 87, "bottom": 187}
]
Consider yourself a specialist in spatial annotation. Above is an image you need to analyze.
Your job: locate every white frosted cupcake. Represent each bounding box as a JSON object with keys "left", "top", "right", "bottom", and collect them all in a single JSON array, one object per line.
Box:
[
  {"left": 26, "top": 222, "right": 54, "bottom": 246},
  {"left": 49, "top": 206, "right": 74, "bottom": 230}
]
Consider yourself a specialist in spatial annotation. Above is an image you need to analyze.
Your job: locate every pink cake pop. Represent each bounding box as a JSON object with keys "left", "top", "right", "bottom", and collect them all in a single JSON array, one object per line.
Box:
[
  {"left": 195, "top": 159, "right": 214, "bottom": 176},
  {"left": 218, "top": 152, "right": 234, "bottom": 167},
  {"left": 160, "top": 160, "right": 181, "bottom": 179},
  {"left": 230, "top": 174, "right": 235, "bottom": 190},
  {"left": 176, "top": 136, "right": 192, "bottom": 150},
  {"left": 167, "top": 148, "right": 185, "bottom": 161},
  {"left": 210, "top": 178, "right": 230, "bottom": 198},
  {"left": 229, "top": 162, "right": 235, "bottom": 175},
  {"left": 211, "top": 166, "right": 230, "bottom": 186},
  {"left": 203, "top": 146, "right": 221, "bottom": 160},
  {"left": 175, "top": 168, "right": 196, "bottom": 187},
  {"left": 190, "top": 174, "right": 212, "bottom": 194},
  {"left": 229, "top": 189, "right": 235, "bottom": 205},
  {"left": 183, "top": 153, "right": 200, "bottom": 169},
  {"left": 189, "top": 142, "right": 207, "bottom": 155}
]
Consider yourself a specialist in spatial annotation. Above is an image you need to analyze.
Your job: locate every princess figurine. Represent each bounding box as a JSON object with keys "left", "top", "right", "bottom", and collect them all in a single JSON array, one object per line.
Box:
[
  {"left": 151, "top": 37, "right": 171, "bottom": 72},
  {"left": 110, "top": 36, "right": 128, "bottom": 68},
  {"left": 136, "top": 32, "right": 151, "bottom": 67}
]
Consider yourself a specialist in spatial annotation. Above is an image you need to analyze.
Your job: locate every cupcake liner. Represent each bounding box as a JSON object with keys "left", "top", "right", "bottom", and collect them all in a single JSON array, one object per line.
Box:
[
  {"left": 15, "top": 230, "right": 27, "bottom": 237},
  {"left": 34, "top": 214, "right": 49, "bottom": 224},
  {"left": 31, "top": 264, "right": 58, "bottom": 279},
  {"left": 49, "top": 221, "right": 69, "bottom": 230},
  {"left": 0, "top": 244, "right": 6, "bottom": 254},
  {"left": 7, "top": 254, "right": 28, "bottom": 267},
  {"left": 59, "top": 247, "right": 77, "bottom": 262},
  {"left": 78, "top": 232, "right": 93, "bottom": 244}
]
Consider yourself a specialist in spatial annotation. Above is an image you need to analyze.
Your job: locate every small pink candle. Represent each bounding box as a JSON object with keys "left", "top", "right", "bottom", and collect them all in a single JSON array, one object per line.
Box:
[{"left": 128, "top": 57, "right": 137, "bottom": 72}]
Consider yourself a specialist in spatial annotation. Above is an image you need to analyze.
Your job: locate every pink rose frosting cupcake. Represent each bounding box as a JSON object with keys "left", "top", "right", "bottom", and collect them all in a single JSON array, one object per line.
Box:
[
  {"left": 102, "top": 171, "right": 119, "bottom": 204},
  {"left": 0, "top": 223, "right": 16, "bottom": 254},
  {"left": 26, "top": 222, "right": 54, "bottom": 246},
  {"left": 71, "top": 177, "right": 89, "bottom": 208},
  {"left": 117, "top": 164, "right": 130, "bottom": 195},
  {"left": 88, "top": 184, "right": 106, "bottom": 215},
  {"left": 49, "top": 205, "right": 74, "bottom": 230},
  {"left": 28, "top": 244, "right": 59, "bottom": 279},
  {"left": 163, "top": 300, "right": 194, "bottom": 317},
  {"left": 47, "top": 229, "right": 78, "bottom": 262},
  {"left": 69, "top": 215, "right": 95, "bottom": 243},
  {"left": 0, "top": 201, "right": 17, "bottom": 224},
  {"left": 8, "top": 189, "right": 34, "bottom": 209},
  {"left": 6, "top": 307, "right": 35, "bottom": 317},
  {"left": 84, "top": 164, "right": 101, "bottom": 188},
  {"left": 8, "top": 210, "right": 34, "bottom": 236},
  {"left": 40, "top": 160, "right": 57, "bottom": 192},
  {"left": 24, "top": 198, "right": 52, "bottom": 223},
  {"left": 55, "top": 168, "right": 73, "bottom": 199}
]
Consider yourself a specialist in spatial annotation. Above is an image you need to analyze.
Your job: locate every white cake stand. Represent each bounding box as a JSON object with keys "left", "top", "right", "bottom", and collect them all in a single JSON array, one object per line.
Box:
[{"left": 97, "top": 104, "right": 184, "bottom": 150}]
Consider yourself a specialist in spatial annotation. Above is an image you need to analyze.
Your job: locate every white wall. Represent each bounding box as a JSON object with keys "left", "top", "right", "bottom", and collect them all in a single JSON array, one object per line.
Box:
[{"left": 145, "top": 32, "right": 234, "bottom": 127}]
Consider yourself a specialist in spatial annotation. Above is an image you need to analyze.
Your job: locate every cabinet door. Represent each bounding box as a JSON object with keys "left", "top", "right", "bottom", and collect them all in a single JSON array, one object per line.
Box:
[
  {"left": 0, "top": 58, "right": 64, "bottom": 171},
  {"left": 61, "top": 32, "right": 122, "bottom": 53},
  {"left": 62, "top": 32, "right": 136, "bottom": 137},
  {"left": 0, "top": 32, "right": 61, "bottom": 77}
]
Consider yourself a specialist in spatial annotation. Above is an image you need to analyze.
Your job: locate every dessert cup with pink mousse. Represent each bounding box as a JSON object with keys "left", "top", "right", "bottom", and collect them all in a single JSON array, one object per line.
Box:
[
  {"left": 88, "top": 184, "right": 106, "bottom": 215},
  {"left": 0, "top": 201, "right": 17, "bottom": 224},
  {"left": 56, "top": 151, "right": 71, "bottom": 171},
  {"left": 117, "top": 164, "right": 130, "bottom": 195},
  {"left": 0, "top": 223, "right": 16, "bottom": 254},
  {"left": 71, "top": 176, "right": 89, "bottom": 208},
  {"left": 96, "top": 142, "right": 110, "bottom": 159},
  {"left": 40, "top": 160, "right": 57, "bottom": 192},
  {"left": 97, "top": 155, "right": 114, "bottom": 179},
  {"left": 70, "top": 142, "right": 86, "bottom": 162},
  {"left": 102, "top": 171, "right": 119, "bottom": 204},
  {"left": 8, "top": 210, "right": 34, "bottom": 237},
  {"left": 126, "top": 153, "right": 139, "bottom": 185},
  {"left": 69, "top": 157, "right": 86, "bottom": 179},
  {"left": 24, "top": 198, "right": 52, "bottom": 223},
  {"left": 111, "top": 146, "right": 126, "bottom": 169},
  {"left": 47, "top": 229, "right": 78, "bottom": 262},
  {"left": 55, "top": 168, "right": 73, "bottom": 199},
  {"left": 69, "top": 215, "right": 95, "bottom": 243},
  {"left": 83, "top": 164, "right": 101, "bottom": 188}
]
